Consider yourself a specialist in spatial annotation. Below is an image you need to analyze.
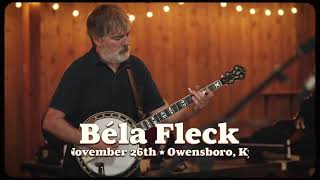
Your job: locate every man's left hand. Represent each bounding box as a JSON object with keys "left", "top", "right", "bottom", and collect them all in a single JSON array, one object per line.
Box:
[{"left": 188, "top": 85, "right": 214, "bottom": 112}]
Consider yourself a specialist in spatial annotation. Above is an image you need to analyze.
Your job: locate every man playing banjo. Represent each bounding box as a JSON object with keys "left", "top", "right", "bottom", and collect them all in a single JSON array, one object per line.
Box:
[{"left": 42, "top": 4, "right": 213, "bottom": 177}]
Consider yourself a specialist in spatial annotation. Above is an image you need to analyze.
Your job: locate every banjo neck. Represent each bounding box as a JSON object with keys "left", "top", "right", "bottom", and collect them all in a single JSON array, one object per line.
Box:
[{"left": 136, "top": 79, "right": 224, "bottom": 131}]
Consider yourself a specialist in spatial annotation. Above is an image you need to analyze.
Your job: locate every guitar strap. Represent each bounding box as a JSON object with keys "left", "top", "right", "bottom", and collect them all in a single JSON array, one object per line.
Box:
[
  {"left": 126, "top": 61, "right": 158, "bottom": 150},
  {"left": 126, "top": 66, "right": 147, "bottom": 122}
]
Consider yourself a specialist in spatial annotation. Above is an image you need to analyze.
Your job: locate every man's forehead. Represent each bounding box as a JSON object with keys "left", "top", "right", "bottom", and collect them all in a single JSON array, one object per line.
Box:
[
  {"left": 109, "top": 28, "right": 130, "bottom": 37},
  {"left": 109, "top": 27, "right": 130, "bottom": 36}
]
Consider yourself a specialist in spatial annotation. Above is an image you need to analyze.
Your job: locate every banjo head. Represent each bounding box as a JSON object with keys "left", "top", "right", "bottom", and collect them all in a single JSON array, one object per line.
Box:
[{"left": 75, "top": 111, "right": 144, "bottom": 177}]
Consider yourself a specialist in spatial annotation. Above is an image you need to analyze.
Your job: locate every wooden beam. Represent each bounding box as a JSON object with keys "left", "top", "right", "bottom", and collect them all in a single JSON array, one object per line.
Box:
[{"left": 22, "top": 2, "right": 42, "bottom": 162}]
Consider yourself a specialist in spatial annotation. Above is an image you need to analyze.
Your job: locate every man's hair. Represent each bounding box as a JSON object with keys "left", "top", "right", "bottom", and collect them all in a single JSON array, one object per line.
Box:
[{"left": 87, "top": 4, "right": 130, "bottom": 46}]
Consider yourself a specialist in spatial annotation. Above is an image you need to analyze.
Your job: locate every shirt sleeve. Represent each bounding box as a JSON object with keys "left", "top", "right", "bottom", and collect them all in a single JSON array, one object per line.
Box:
[
  {"left": 50, "top": 63, "right": 82, "bottom": 118},
  {"left": 141, "top": 65, "right": 165, "bottom": 113}
]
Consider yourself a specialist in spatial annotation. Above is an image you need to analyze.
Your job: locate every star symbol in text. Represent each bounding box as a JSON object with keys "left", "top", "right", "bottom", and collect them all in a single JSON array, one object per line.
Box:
[{"left": 159, "top": 150, "right": 165, "bottom": 155}]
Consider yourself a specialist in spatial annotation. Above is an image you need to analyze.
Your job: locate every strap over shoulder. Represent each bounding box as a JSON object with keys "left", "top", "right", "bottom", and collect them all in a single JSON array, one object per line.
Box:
[{"left": 126, "top": 66, "right": 146, "bottom": 121}]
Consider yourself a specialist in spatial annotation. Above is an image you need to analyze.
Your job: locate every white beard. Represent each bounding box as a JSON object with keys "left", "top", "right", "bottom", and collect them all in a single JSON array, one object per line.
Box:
[
  {"left": 99, "top": 45, "right": 130, "bottom": 64},
  {"left": 97, "top": 44, "right": 130, "bottom": 64},
  {"left": 105, "top": 51, "right": 130, "bottom": 64}
]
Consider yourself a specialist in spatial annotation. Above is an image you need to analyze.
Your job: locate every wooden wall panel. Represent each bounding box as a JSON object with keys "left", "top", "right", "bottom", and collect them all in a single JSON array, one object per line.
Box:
[
  {"left": 266, "top": 95, "right": 292, "bottom": 123},
  {"left": 21, "top": 2, "right": 32, "bottom": 163},
  {"left": 28, "top": 3, "right": 43, "bottom": 160},
  {"left": 5, "top": 3, "right": 24, "bottom": 177},
  {"left": 4, "top": 2, "right": 315, "bottom": 177}
]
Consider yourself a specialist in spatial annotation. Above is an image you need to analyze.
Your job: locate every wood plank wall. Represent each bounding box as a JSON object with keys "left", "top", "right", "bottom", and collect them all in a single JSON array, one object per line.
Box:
[
  {"left": 5, "top": 3, "right": 24, "bottom": 177},
  {"left": 5, "top": 2, "right": 315, "bottom": 177}
]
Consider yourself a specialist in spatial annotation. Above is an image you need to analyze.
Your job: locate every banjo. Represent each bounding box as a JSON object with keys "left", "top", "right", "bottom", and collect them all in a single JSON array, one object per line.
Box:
[{"left": 74, "top": 65, "right": 246, "bottom": 177}]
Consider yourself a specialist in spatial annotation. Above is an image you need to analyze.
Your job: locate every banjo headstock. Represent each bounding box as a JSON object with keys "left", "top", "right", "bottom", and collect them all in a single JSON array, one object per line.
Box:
[{"left": 220, "top": 65, "right": 246, "bottom": 85}]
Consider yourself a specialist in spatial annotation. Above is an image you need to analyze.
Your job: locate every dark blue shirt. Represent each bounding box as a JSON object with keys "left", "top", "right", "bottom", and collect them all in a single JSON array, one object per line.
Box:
[
  {"left": 49, "top": 47, "right": 165, "bottom": 177},
  {"left": 50, "top": 47, "right": 164, "bottom": 127}
]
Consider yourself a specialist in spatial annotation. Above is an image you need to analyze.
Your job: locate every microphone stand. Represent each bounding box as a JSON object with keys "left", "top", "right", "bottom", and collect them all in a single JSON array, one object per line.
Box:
[
  {"left": 218, "top": 36, "right": 315, "bottom": 125},
  {"left": 154, "top": 36, "right": 315, "bottom": 177}
]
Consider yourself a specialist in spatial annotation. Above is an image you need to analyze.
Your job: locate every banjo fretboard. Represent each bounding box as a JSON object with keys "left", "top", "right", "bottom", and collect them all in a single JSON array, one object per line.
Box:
[{"left": 136, "top": 80, "right": 223, "bottom": 131}]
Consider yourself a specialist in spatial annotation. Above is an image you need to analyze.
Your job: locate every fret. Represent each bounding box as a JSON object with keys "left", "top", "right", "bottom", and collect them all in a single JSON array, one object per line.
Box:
[
  {"left": 144, "top": 119, "right": 151, "bottom": 128},
  {"left": 214, "top": 80, "right": 222, "bottom": 88},
  {"left": 180, "top": 99, "right": 187, "bottom": 107},
  {"left": 184, "top": 96, "right": 193, "bottom": 105},
  {"left": 150, "top": 117, "right": 156, "bottom": 126},
  {"left": 176, "top": 101, "right": 183, "bottom": 110},
  {"left": 208, "top": 80, "right": 223, "bottom": 91},
  {"left": 168, "top": 106, "right": 174, "bottom": 115},
  {"left": 138, "top": 122, "right": 147, "bottom": 131},
  {"left": 151, "top": 114, "right": 159, "bottom": 123},
  {"left": 172, "top": 104, "right": 179, "bottom": 112},
  {"left": 141, "top": 121, "right": 148, "bottom": 130},
  {"left": 160, "top": 111, "right": 168, "bottom": 119},
  {"left": 150, "top": 116, "right": 158, "bottom": 124},
  {"left": 146, "top": 118, "right": 154, "bottom": 128},
  {"left": 208, "top": 83, "right": 216, "bottom": 91},
  {"left": 155, "top": 113, "right": 163, "bottom": 122},
  {"left": 164, "top": 108, "right": 171, "bottom": 117},
  {"left": 143, "top": 123, "right": 148, "bottom": 130}
]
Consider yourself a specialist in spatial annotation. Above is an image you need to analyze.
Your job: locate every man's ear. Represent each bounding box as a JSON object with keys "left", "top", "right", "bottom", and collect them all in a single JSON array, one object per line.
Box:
[{"left": 92, "top": 36, "right": 103, "bottom": 47}]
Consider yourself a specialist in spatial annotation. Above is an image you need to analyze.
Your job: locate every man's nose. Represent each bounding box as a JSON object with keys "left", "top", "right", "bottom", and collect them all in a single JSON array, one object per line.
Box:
[{"left": 122, "top": 35, "right": 129, "bottom": 45}]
